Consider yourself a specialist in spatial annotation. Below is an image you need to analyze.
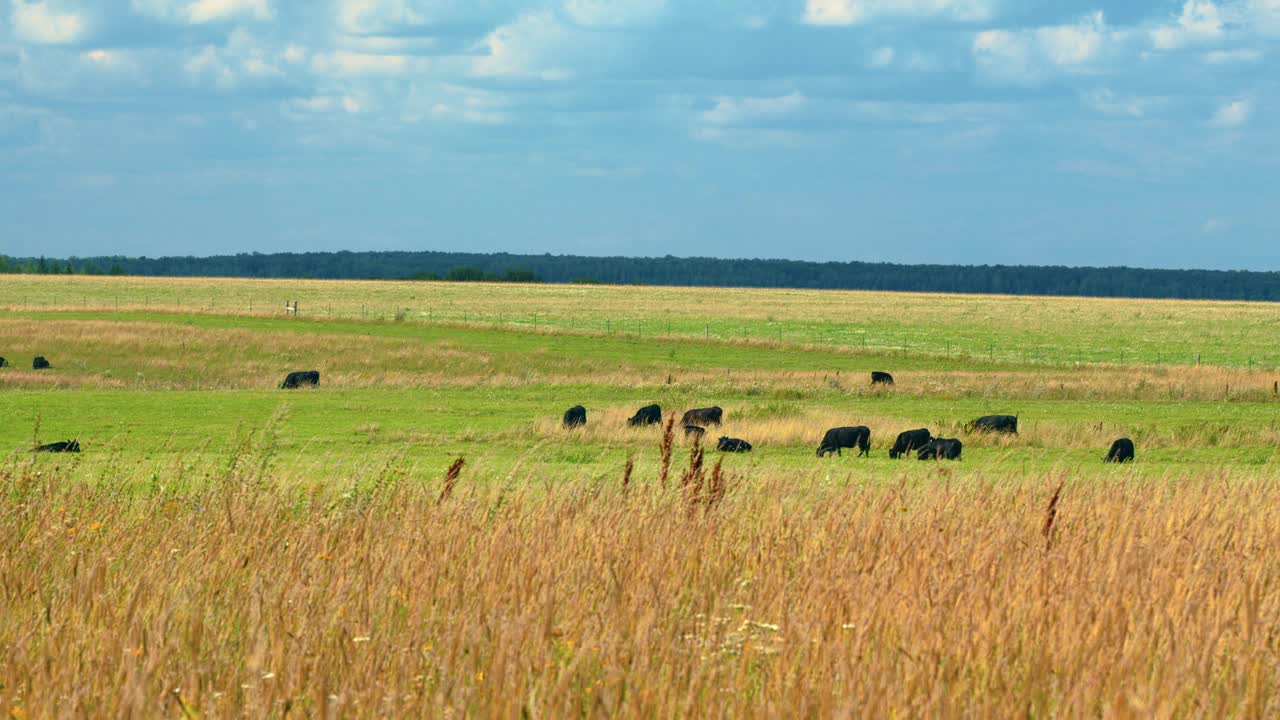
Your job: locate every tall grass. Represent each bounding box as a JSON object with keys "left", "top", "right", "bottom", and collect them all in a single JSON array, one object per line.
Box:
[{"left": 3, "top": 452, "right": 1279, "bottom": 717}]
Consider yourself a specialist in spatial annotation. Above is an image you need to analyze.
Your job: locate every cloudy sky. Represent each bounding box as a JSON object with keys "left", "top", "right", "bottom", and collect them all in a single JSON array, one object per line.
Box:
[{"left": 1, "top": 0, "right": 1276, "bottom": 269}]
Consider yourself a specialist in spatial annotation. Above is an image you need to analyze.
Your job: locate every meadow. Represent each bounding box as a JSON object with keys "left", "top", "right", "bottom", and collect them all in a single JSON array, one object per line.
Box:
[{"left": 2, "top": 275, "right": 1280, "bottom": 717}]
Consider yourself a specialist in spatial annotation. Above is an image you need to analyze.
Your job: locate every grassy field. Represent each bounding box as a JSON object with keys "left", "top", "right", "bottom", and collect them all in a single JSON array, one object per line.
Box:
[
  {"left": 3, "top": 275, "right": 1280, "bottom": 716},
  {"left": 5, "top": 274, "right": 1280, "bottom": 366}
]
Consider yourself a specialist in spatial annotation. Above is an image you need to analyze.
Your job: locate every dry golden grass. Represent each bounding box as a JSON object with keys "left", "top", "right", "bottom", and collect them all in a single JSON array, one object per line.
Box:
[{"left": 3, "top": 451, "right": 1280, "bottom": 718}]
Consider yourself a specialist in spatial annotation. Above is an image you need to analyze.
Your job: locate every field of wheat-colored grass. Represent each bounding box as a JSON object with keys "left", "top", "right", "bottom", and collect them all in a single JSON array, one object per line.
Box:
[
  {"left": 4, "top": 447, "right": 1279, "bottom": 717},
  {"left": 4, "top": 275, "right": 1280, "bottom": 717}
]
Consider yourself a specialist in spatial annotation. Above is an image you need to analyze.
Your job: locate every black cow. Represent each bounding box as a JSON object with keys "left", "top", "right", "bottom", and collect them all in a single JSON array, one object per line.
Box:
[
  {"left": 0, "top": 357, "right": 8, "bottom": 368},
  {"left": 1105, "top": 438, "right": 1135, "bottom": 463},
  {"left": 32, "top": 356, "right": 51, "bottom": 370},
  {"left": 816, "top": 426, "right": 871, "bottom": 457},
  {"left": 889, "top": 428, "right": 933, "bottom": 459},
  {"left": 917, "top": 438, "right": 962, "bottom": 461},
  {"left": 717, "top": 437, "right": 752, "bottom": 453},
  {"left": 36, "top": 440, "right": 80, "bottom": 453},
  {"left": 684, "top": 424, "right": 706, "bottom": 442},
  {"left": 871, "top": 371, "right": 894, "bottom": 385},
  {"left": 280, "top": 370, "right": 320, "bottom": 389},
  {"left": 682, "top": 407, "right": 723, "bottom": 427},
  {"left": 628, "top": 404, "right": 662, "bottom": 427},
  {"left": 971, "top": 415, "right": 1018, "bottom": 434},
  {"left": 562, "top": 405, "right": 587, "bottom": 428}
]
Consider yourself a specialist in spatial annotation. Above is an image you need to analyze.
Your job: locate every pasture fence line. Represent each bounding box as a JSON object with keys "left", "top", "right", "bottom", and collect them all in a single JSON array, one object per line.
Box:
[{"left": 0, "top": 294, "right": 1274, "bottom": 371}]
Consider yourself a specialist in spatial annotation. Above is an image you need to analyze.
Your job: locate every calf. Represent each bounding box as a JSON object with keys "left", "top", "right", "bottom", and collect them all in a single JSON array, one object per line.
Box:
[
  {"left": 562, "top": 405, "right": 587, "bottom": 428},
  {"left": 684, "top": 424, "right": 706, "bottom": 442},
  {"left": 871, "top": 371, "right": 894, "bottom": 385},
  {"left": 36, "top": 440, "right": 80, "bottom": 453},
  {"left": 717, "top": 437, "right": 752, "bottom": 453},
  {"left": 628, "top": 404, "right": 662, "bottom": 427},
  {"left": 682, "top": 407, "right": 723, "bottom": 427},
  {"left": 280, "top": 370, "right": 320, "bottom": 389},
  {"left": 917, "top": 438, "right": 962, "bottom": 461},
  {"left": 889, "top": 429, "right": 933, "bottom": 459},
  {"left": 1105, "top": 438, "right": 1135, "bottom": 463},
  {"left": 816, "top": 426, "right": 871, "bottom": 457},
  {"left": 32, "top": 356, "right": 51, "bottom": 370}
]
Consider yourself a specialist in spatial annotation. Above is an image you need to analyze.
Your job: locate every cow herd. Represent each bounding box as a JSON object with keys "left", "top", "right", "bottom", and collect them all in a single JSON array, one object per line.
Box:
[
  {"left": 562, "top": 372, "right": 1136, "bottom": 464},
  {"left": 13, "top": 364, "right": 1136, "bottom": 464}
]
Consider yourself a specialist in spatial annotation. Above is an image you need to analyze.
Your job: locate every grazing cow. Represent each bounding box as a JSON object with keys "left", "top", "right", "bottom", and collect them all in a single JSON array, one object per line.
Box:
[
  {"left": 871, "top": 371, "right": 895, "bottom": 385},
  {"left": 717, "top": 437, "right": 752, "bottom": 453},
  {"left": 816, "top": 426, "right": 871, "bottom": 457},
  {"left": 32, "top": 356, "right": 51, "bottom": 370},
  {"left": 562, "top": 405, "right": 587, "bottom": 428},
  {"left": 917, "top": 438, "right": 962, "bottom": 461},
  {"left": 280, "top": 370, "right": 320, "bottom": 389},
  {"left": 682, "top": 407, "right": 723, "bottom": 427},
  {"left": 628, "top": 404, "right": 663, "bottom": 427},
  {"left": 889, "top": 428, "right": 933, "bottom": 459},
  {"left": 970, "top": 414, "right": 1018, "bottom": 434},
  {"left": 1105, "top": 438, "right": 1135, "bottom": 464},
  {"left": 36, "top": 440, "right": 80, "bottom": 453},
  {"left": 684, "top": 424, "right": 706, "bottom": 442}
]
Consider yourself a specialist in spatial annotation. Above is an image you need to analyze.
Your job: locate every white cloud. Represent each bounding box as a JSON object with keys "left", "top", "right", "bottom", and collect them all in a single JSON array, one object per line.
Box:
[
  {"left": 702, "top": 92, "right": 805, "bottom": 125},
  {"left": 868, "top": 46, "right": 895, "bottom": 68},
  {"left": 563, "top": 0, "right": 667, "bottom": 28},
  {"left": 1150, "top": 0, "right": 1224, "bottom": 50},
  {"left": 311, "top": 50, "right": 415, "bottom": 76},
  {"left": 185, "top": 45, "right": 238, "bottom": 88},
  {"left": 131, "top": 0, "right": 271, "bottom": 24},
  {"left": 81, "top": 49, "right": 129, "bottom": 68},
  {"left": 1211, "top": 98, "right": 1252, "bottom": 127},
  {"left": 1250, "top": 0, "right": 1280, "bottom": 34},
  {"left": 11, "top": 1, "right": 87, "bottom": 45},
  {"left": 337, "top": 0, "right": 423, "bottom": 35},
  {"left": 406, "top": 83, "right": 511, "bottom": 125},
  {"left": 188, "top": 0, "right": 272, "bottom": 23},
  {"left": 472, "top": 12, "right": 572, "bottom": 80},
  {"left": 804, "top": 0, "right": 996, "bottom": 26},
  {"left": 281, "top": 44, "right": 308, "bottom": 64},
  {"left": 973, "top": 12, "right": 1121, "bottom": 84},
  {"left": 1204, "top": 48, "right": 1263, "bottom": 63},
  {"left": 1082, "top": 88, "right": 1160, "bottom": 117},
  {"left": 1202, "top": 218, "right": 1230, "bottom": 234}
]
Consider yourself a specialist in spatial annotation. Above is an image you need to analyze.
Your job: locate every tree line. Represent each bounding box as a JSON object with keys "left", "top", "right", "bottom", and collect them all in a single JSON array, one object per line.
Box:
[{"left": 3, "top": 250, "right": 1279, "bottom": 301}]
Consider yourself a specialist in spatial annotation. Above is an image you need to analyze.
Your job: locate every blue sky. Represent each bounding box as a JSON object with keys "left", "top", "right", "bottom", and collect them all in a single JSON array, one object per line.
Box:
[{"left": 1, "top": 0, "right": 1276, "bottom": 269}]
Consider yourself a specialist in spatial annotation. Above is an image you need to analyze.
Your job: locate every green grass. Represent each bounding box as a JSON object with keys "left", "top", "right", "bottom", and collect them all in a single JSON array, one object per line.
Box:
[
  {"left": 5, "top": 274, "right": 1280, "bottom": 367},
  {"left": 3, "top": 276, "right": 1280, "bottom": 489}
]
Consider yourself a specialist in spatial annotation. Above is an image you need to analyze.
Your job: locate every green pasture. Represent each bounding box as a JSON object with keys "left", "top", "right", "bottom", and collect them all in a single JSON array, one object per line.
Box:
[
  {"left": 5, "top": 275, "right": 1280, "bottom": 367},
  {"left": 2, "top": 277, "right": 1280, "bottom": 488},
  {"left": 4, "top": 380, "right": 1278, "bottom": 490}
]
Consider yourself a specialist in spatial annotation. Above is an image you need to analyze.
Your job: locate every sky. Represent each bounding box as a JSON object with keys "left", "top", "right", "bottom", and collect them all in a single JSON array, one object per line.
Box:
[{"left": 0, "top": 0, "right": 1277, "bottom": 270}]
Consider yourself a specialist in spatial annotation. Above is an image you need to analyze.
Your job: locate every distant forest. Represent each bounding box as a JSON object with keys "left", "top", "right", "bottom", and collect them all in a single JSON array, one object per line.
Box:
[{"left": 2, "top": 250, "right": 1278, "bottom": 301}]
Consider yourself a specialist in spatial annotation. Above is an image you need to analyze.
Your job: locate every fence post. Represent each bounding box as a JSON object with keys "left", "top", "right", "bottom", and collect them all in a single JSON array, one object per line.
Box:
[{"left": 705, "top": 323, "right": 709, "bottom": 339}]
